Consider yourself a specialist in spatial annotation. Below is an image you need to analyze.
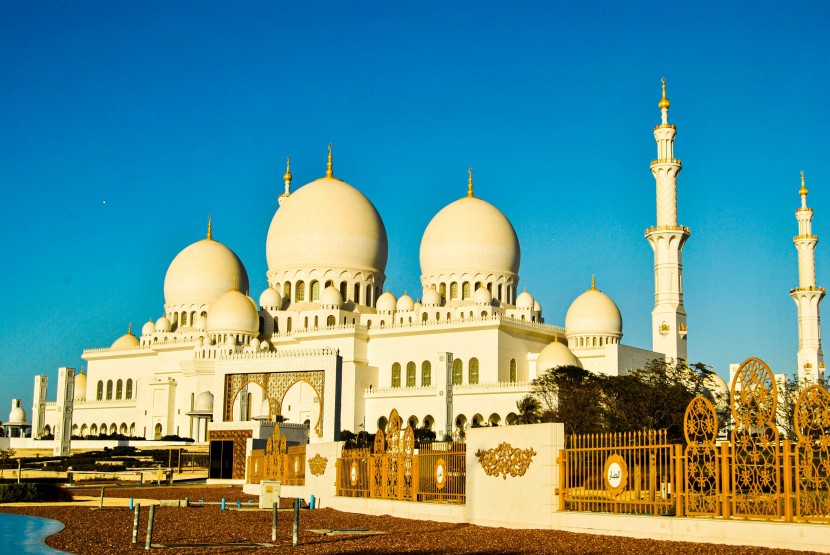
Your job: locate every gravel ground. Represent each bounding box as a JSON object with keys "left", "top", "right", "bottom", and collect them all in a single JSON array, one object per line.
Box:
[{"left": 0, "top": 486, "right": 820, "bottom": 555}]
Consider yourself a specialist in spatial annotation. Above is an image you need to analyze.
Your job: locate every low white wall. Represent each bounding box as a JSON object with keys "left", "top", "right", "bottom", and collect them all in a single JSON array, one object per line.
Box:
[
  {"left": 328, "top": 496, "right": 466, "bottom": 523},
  {"left": 465, "top": 422, "right": 563, "bottom": 529}
]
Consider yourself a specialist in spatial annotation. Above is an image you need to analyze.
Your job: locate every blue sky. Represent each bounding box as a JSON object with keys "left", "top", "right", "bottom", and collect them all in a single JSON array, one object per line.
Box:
[{"left": 1, "top": 1, "right": 828, "bottom": 416}]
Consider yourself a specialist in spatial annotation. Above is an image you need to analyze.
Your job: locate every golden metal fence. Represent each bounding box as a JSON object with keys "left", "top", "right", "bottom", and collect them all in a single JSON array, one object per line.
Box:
[
  {"left": 336, "top": 408, "right": 466, "bottom": 504},
  {"left": 246, "top": 427, "right": 306, "bottom": 486},
  {"left": 560, "top": 357, "right": 830, "bottom": 525},
  {"left": 559, "top": 429, "right": 679, "bottom": 515}
]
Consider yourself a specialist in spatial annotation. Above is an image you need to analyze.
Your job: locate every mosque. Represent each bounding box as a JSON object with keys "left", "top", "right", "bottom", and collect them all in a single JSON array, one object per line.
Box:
[{"left": 23, "top": 81, "right": 824, "bottom": 454}]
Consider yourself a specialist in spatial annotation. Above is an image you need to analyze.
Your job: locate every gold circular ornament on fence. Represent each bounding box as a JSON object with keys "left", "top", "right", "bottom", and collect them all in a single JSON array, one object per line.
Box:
[
  {"left": 435, "top": 458, "right": 447, "bottom": 490},
  {"left": 349, "top": 461, "right": 359, "bottom": 486},
  {"left": 603, "top": 454, "right": 627, "bottom": 496}
]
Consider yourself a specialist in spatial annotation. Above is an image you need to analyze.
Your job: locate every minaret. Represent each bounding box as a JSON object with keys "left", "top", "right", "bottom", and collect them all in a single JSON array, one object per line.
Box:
[
  {"left": 278, "top": 156, "right": 292, "bottom": 206},
  {"left": 790, "top": 171, "right": 825, "bottom": 382},
  {"left": 645, "top": 78, "right": 689, "bottom": 361}
]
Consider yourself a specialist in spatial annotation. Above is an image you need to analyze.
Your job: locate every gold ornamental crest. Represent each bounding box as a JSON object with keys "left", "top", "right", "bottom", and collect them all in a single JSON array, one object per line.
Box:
[
  {"left": 475, "top": 442, "right": 537, "bottom": 479},
  {"left": 308, "top": 454, "right": 328, "bottom": 476}
]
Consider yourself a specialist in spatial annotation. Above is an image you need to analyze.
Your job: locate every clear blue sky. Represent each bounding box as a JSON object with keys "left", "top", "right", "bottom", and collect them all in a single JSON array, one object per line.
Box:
[{"left": 1, "top": 1, "right": 828, "bottom": 416}]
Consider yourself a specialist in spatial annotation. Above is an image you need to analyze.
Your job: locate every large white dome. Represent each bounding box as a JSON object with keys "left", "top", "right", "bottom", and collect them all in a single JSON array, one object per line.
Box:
[
  {"left": 206, "top": 289, "right": 259, "bottom": 336},
  {"left": 420, "top": 196, "right": 520, "bottom": 278},
  {"left": 164, "top": 237, "right": 249, "bottom": 308},
  {"left": 565, "top": 282, "right": 623, "bottom": 336},
  {"left": 266, "top": 176, "right": 388, "bottom": 275}
]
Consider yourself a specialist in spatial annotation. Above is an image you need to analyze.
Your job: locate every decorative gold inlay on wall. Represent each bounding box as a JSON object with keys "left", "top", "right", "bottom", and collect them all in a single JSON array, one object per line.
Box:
[
  {"left": 308, "top": 453, "right": 328, "bottom": 476},
  {"left": 475, "top": 442, "right": 537, "bottom": 479}
]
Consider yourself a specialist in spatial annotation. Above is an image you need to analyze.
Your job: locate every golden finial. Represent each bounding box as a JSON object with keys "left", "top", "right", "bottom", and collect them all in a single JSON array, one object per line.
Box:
[
  {"left": 206, "top": 215, "right": 213, "bottom": 240},
  {"left": 283, "top": 155, "right": 292, "bottom": 183},
  {"left": 659, "top": 77, "right": 670, "bottom": 110},
  {"left": 128, "top": 323, "right": 133, "bottom": 335},
  {"left": 326, "top": 143, "right": 333, "bottom": 178},
  {"left": 591, "top": 275, "right": 596, "bottom": 290},
  {"left": 467, "top": 167, "right": 474, "bottom": 198},
  {"left": 800, "top": 170, "right": 809, "bottom": 197}
]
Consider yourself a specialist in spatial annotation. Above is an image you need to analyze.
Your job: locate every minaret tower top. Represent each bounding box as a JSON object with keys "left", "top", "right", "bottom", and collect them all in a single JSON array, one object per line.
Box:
[
  {"left": 791, "top": 170, "right": 825, "bottom": 381},
  {"left": 646, "top": 77, "right": 689, "bottom": 361}
]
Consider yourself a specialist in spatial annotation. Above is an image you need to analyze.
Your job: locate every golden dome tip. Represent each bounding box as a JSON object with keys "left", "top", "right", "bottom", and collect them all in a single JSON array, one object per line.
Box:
[
  {"left": 800, "top": 170, "right": 809, "bottom": 196},
  {"left": 283, "top": 155, "right": 292, "bottom": 182},
  {"left": 207, "top": 215, "right": 213, "bottom": 240},
  {"left": 326, "top": 144, "right": 333, "bottom": 178},
  {"left": 659, "top": 77, "right": 670, "bottom": 110},
  {"left": 467, "top": 167, "right": 474, "bottom": 198}
]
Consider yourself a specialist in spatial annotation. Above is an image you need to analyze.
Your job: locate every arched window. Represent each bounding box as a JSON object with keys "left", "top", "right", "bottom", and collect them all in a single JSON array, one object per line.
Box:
[
  {"left": 129, "top": 423, "right": 135, "bottom": 436},
  {"left": 422, "top": 312, "right": 428, "bottom": 323},
  {"left": 96, "top": 381, "right": 104, "bottom": 400},
  {"left": 181, "top": 311, "right": 188, "bottom": 326},
  {"left": 325, "top": 280, "right": 333, "bottom": 288},
  {"left": 125, "top": 379, "right": 133, "bottom": 399},
  {"left": 367, "top": 285, "right": 374, "bottom": 307},
  {"left": 497, "top": 284, "right": 503, "bottom": 302},
  {"left": 286, "top": 317, "right": 292, "bottom": 333},
  {"left": 507, "top": 285, "right": 514, "bottom": 304},
  {"left": 469, "top": 358, "right": 479, "bottom": 384},
  {"left": 274, "top": 317, "right": 279, "bottom": 333},
  {"left": 295, "top": 280, "right": 305, "bottom": 302},
  {"left": 90, "top": 424, "right": 98, "bottom": 436},
  {"left": 462, "top": 282, "right": 471, "bottom": 299},
  {"left": 452, "top": 358, "right": 463, "bottom": 385},
  {"left": 439, "top": 283, "right": 447, "bottom": 302},
  {"left": 314, "top": 316, "right": 318, "bottom": 328},
  {"left": 450, "top": 282, "right": 458, "bottom": 300},
  {"left": 392, "top": 363, "right": 401, "bottom": 388},
  {"left": 354, "top": 283, "right": 361, "bottom": 304},
  {"left": 106, "top": 380, "right": 113, "bottom": 400},
  {"left": 116, "top": 379, "right": 123, "bottom": 400},
  {"left": 339, "top": 282, "right": 348, "bottom": 302},
  {"left": 406, "top": 361, "right": 416, "bottom": 387},
  {"left": 154, "top": 423, "right": 162, "bottom": 440},
  {"left": 421, "top": 361, "right": 431, "bottom": 387},
  {"left": 283, "top": 282, "right": 292, "bottom": 300},
  {"left": 311, "top": 280, "right": 320, "bottom": 301},
  {"left": 509, "top": 359, "right": 517, "bottom": 383},
  {"left": 304, "top": 316, "right": 309, "bottom": 329},
  {"left": 327, "top": 315, "right": 335, "bottom": 327},
  {"left": 190, "top": 311, "right": 196, "bottom": 326}
]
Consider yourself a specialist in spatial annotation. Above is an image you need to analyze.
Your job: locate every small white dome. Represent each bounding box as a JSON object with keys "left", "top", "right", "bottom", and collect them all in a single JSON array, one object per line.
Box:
[
  {"left": 164, "top": 236, "right": 249, "bottom": 308},
  {"left": 516, "top": 290, "right": 534, "bottom": 309},
  {"left": 195, "top": 314, "right": 207, "bottom": 331},
  {"left": 141, "top": 320, "right": 156, "bottom": 336},
  {"left": 73, "top": 372, "right": 87, "bottom": 401},
  {"left": 156, "top": 316, "right": 171, "bottom": 332},
  {"left": 111, "top": 326, "right": 140, "bottom": 349},
  {"left": 413, "top": 301, "right": 422, "bottom": 311},
  {"left": 194, "top": 391, "right": 214, "bottom": 412},
  {"left": 8, "top": 400, "right": 26, "bottom": 425},
  {"left": 377, "top": 291, "right": 397, "bottom": 312},
  {"left": 206, "top": 289, "right": 259, "bottom": 336},
  {"left": 536, "top": 340, "right": 582, "bottom": 372},
  {"left": 320, "top": 285, "right": 342, "bottom": 307},
  {"left": 259, "top": 287, "right": 282, "bottom": 309},
  {"left": 473, "top": 286, "right": 492, "bottom": 305},
  {"left": 533, "top": 300, "right": 542, "bottom": 312},
  {"left": 422, "top": 287, "right": 441, "bottom": 307},
  {"left": 397, "top": 293, "right": 415, "bottom": 311},
  {"left": 565, "top": 281, "right": 623, "bottom": 336},
  {"left": 260, "top": 340, "right": 271, "bottom": 350},
  {"left": 250, "top": 337, "right": 260, "bottom": 350}
]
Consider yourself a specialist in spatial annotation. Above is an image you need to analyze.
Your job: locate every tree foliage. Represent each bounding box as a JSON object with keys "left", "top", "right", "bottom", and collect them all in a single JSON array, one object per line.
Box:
[{"left": 531, "top": 359, "right": 720, "bottom": 442}]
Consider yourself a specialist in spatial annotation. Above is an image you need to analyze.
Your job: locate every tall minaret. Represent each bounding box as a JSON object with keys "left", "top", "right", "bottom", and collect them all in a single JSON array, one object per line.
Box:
[
  {"left": 645, "top": 78, "right": 689, "bottom": 361},
  {"left": 790, "top": 171, "right": 825, "bottom": 382}
]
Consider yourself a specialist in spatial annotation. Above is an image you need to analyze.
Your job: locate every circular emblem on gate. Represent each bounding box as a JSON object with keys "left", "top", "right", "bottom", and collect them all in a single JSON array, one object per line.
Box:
[
  {"left": 435, "top": 458, "right": 447, "bottom": 490},
  {"left": 349, "top": 461, "right": 359, "bottom": 486},
  {"left": 603, "top": 454, "right": 627, "bottom": 496}
]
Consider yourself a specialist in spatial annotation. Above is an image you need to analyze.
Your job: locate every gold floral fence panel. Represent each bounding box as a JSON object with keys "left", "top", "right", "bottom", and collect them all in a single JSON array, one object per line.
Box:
[
  {"left": 247, "top": 427, "right": 306, "bottom": 486},
  {"left": 794, "top": 384, "right": 830, "bottom": 522},
  {"left": 336, "top": 408, "right": 466, "bottom": 504}
]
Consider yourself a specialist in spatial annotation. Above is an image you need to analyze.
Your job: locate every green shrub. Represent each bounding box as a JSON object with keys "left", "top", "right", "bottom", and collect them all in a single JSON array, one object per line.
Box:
[{"left": 0, "top": 483, "right": 73, "bottom": 503}]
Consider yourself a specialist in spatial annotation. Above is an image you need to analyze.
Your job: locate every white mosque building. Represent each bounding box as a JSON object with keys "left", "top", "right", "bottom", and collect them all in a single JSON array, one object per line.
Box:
[{"left": 24, "top": 81, "right": 822, "bottom": 455}]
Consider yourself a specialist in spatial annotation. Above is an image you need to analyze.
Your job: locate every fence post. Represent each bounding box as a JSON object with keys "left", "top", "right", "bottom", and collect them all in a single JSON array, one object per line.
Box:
[
  {"left": 292, "top": 498, "right": 300, "bottom": 547},
  {"left": 99, "top": 486, "right": 105, "bottom": 508},
  {"left": 271, "top": 501, "right": 278, "bottom": 542},
  {"left": 145, "top": 504, "right": 155, "bottom": 550},
  {"left": 557, "top": 449, "right": 566, "bottom": 512},
  {"left": 674, "top": 444, "right": 684, "bottom": 517},
  {"left": 131, "top": 504, "right": 140, "bottom": 544},
  {"left": 648, "top": 452, "right": 656, "bottom": 504},
  {"left": 720, "top": 441, "right": 730, "bottom": 519},
  {"left": 782, "top": 439, "right": 793, "bottom": 522}
]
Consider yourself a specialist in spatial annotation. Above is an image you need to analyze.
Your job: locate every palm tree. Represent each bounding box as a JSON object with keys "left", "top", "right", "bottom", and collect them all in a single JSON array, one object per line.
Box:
[{"left": 516, "top": 395, "right": 541, "bottom": 424}]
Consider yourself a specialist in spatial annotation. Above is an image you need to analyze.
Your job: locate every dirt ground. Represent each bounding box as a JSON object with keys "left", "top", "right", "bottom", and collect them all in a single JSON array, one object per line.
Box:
[{"left": 0, "top": 485, "right": 821, "bottom": 555}]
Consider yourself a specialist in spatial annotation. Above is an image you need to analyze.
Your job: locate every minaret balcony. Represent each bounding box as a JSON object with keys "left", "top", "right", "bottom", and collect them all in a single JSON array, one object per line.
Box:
[
  {"left": 645, "top": 225, "right": 691, "bottom": 236},
  {"left": 790, "top": 286, "right": 826, "bottom": 294},
  {"left": 793, "top": 234, "right": 818, "bottom": 241},
  {"left": 653, "top": 124, "right": 677, "bottom": 130},
  {"left": 650, "top": 158, "right": 681, "bottom": 167}
]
